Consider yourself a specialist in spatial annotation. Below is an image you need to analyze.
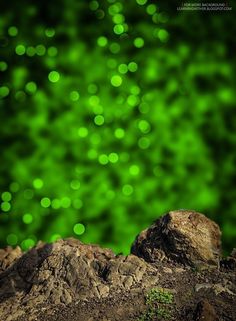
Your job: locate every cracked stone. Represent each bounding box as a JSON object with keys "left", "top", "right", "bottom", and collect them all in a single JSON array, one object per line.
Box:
[{"left": 131, "top": 210, "right": 221, "bottom": 267}]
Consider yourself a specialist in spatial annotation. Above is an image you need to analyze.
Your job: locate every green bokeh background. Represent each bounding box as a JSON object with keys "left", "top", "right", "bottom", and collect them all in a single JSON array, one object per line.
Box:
[{"left": 0, "top": 0, "right": 235, "bottom": 255}]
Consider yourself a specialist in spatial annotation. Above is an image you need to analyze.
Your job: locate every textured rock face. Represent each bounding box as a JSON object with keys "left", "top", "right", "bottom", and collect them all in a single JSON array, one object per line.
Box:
[
  {"left": 0, "top": 238, "right": 158, "bottom": 320},
  {"left": 131, "top": 210, "right": 221, "bottom": 267},
  {"left": 0, "top": 210, "right": 235, "bottom": 321}
]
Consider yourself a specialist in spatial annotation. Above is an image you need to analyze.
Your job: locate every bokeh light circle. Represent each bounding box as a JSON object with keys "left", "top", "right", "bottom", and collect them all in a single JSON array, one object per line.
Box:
[
  {"left": 94, "top": 115, "right": 105, "bottom": 125},
  {"left": 33, "top": 178, "right": 44, "bottom": 189},
  {"left": 111, "top": 75, "right": 122, "bottom": 87},
  {"left": 25, "top": 82, "right": 37, "bottom": 94},
  {"left": 73, "top": 223, "right": 85, "bottom": 235},
  {"left": 1, "top": 202, "right": 11, "bottom": 212},
  {"left": 134, "top": 37, "right": 145, "bottom": 48},
  {"left": 23, "top": 213, "right": 33, "bottom": 224},
  {"left": 40, "top": 197, "right": 51, "bottom": 208},
  {"left": 128, "top": 62, "right": 138, "bottom": 72},
  {"left": 8, "top": 26, "right": 18, "bottom": 36},
  {"left": 7, "top": 234, "right": 18, "bottom": 246},
  {"left": 115, "top": 128, "right": 125, "bottom": 139},
  {"left": 108, "top": 152, "right": 119, "bottom": 163},
  {"left": 97, "top": 36, "right": 108, "bottom": 47},
  {"left": 15, "top": 44, "right": 26, "bottom": 55},
  {"left": 0, "top": 61, "right": 8, "bottom": 71},
  {"left": 78, "top": 127, "right": 88, "bottom": 138},
  {"left": 48, "top": 71, "right": 60, "bottom": 83},
  {"left": 1, "top": 191, "right": 12, "bottom": 202},
  {"left": 0, "top": 86, "right": 10, "bottom": 98},
  {"left": 129, "top": 165, "right": 140, "bottom": 176},
  {"left": 70, "top": 91, "right": 80, "bottom": 101},
  {"left": 99, "top": 154, "right": 109, "bottom": 165},
  {"left": 122, "top": 184, "right": 134, "bottom": 196},
  {"left": 136, "top": 0, "right": 147, "bottom": 5}
]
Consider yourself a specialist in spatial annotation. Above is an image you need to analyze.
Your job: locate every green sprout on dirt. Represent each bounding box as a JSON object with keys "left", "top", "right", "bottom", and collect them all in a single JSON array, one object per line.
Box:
[
  {"left": 138, "top": 288, "right": 174, "bottom": 321},
  {"left": 156, "top": 307, "right": 171, "bottom": 319},
  {"left": 138, "top": 308, "right": 156, "bottom": 321},
  {"left": 146, "top": 287, "right": 174, "bottom": 305}
]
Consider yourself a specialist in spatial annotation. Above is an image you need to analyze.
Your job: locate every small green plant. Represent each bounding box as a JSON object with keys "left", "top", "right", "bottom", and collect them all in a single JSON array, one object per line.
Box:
[
  {"left": 138, "top": 308, "right": 155, "bottom": 321},
  {"left": 156, "top": 307, "right": 171, "bottom": 319},
  {"left": 146, "top": 288, "right": 174, "bottom": 305},
  {"left": 138, "top": 287, "right": 174, "bottom": 321}
]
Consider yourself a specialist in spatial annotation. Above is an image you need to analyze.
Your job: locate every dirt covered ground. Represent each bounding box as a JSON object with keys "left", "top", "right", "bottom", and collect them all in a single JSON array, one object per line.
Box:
[{"left": 0, "top": 210, "right": 235, "bottom": 321}]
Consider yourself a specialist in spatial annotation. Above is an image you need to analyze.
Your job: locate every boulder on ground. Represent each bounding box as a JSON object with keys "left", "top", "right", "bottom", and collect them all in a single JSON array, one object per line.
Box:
[{"left": 131, "top": 210, "right": 221, "bottom": 267}]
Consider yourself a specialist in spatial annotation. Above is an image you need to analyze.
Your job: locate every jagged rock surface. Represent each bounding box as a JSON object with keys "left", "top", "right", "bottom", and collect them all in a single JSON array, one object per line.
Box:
[
  {"left": 0, "top": 210, "right": 235, "bottom": 321},
  {"left": 131, "top": 210, "right": 221, "bottom": 266},
  {"left": 0, "top": 239, "right": 158, "bottom": 320}
]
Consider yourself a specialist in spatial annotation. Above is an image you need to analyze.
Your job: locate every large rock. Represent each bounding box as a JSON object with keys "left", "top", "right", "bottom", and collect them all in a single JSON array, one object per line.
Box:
[{"left": 131, "top": 210, "right": 221, "bottom": 267}]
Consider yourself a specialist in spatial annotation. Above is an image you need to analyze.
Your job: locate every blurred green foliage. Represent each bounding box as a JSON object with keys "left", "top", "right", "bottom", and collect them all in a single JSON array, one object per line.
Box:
[{"left": 0, "top": 0, "right": 236, "bottom": 254}]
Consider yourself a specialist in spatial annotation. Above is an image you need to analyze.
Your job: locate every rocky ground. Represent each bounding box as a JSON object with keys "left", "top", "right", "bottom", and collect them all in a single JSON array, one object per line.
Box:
[{"left": 0, "top": 210, "right": 235, "bottom": 321}]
